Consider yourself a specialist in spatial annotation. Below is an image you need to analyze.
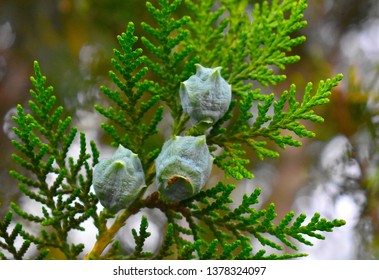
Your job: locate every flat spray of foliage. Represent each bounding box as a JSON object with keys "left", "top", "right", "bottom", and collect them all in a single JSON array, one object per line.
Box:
[{"left": 1, "top": 0, "right": 345, "bottom": 260}]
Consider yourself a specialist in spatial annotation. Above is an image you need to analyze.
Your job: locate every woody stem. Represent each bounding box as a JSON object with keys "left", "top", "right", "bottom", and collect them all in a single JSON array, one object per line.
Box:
[{"left": 84, "top": 208, "right": 133, "bottom": 259}]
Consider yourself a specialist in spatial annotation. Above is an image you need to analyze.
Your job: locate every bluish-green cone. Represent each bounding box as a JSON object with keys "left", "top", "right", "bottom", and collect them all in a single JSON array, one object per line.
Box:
[
  {"left": 180, "top": 64, "right": 231, "bottom": 125},
  {"left": 93, "top": 145, "right": 145, "bottom": 213},
  {"left": 155, "top": 135, "right": 213, "bottom": 202}
]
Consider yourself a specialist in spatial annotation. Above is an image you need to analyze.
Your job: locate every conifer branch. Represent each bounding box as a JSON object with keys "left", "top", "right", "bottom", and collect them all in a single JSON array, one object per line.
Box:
[
  {"left": 131, "top": 216, "right": 153, "bottom": 259},
  {"left": 141, "top": 0, "right": 198, "bottom": 131},
  {"left": 208, "top": 74, "right": 343, "bottom": 180},
  {"left": 2, "top": 0, "right": 347, "bottom": 260},
  {"left": 137, "top": 182, "right": 344, "bottom": 259},
  {"left": 6, "top": 61, "right": 99, "bottom": 259},
  {"left": 0, "top": 211, "right": 31, "bottom": 259},
  {"left": 94, "top": 22, "right": 163, "bottom": 184}
]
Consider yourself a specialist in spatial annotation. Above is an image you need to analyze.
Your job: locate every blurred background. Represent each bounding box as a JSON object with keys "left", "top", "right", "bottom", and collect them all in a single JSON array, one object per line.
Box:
[{"left": 0, "top": 0, "right": 378, "bottom": 259}]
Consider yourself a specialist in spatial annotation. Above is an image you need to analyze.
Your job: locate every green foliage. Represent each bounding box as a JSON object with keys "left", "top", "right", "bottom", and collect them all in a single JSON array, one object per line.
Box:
[
  {"left": 131, "top": 216, "right": 153, "bottom": 259},
  {"left": 134, "top": 183, "right": 345, "bottom": 260},
  {"left": 186, "top": 0, "right": 307, "bottom": 89},
  {"left": 0, "top": 211, "right": 48, "bottom": 260},
  {"left": 141, "top": 0, "right": 198, "bottom": 126},
  {"left": 94, "top": 22, "right": 163, "bottom": 177},
  {"left": 209, "top": 75, "right": 343, "bottom": 179},
  {"left": 184, "top": 0, "right": 343, "bottom": 180},
  {"left": 3, "top": 62, "right": 100, "bottom": 259},
  {"left": 1, "top": 0, "right": 346, "bottom": 260}
]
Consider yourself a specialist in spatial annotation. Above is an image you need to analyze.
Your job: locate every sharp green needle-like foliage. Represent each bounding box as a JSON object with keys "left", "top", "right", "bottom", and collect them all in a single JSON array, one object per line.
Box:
[{"left": 1, "top": 0, "right": 346, "bottom": 260}]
